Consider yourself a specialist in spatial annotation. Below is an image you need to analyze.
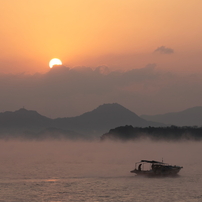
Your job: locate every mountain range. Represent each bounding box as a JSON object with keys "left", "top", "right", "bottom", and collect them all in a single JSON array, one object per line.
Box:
[
  {"left": 0, "top": 103, "right": 163, "bottom": 140},
  {"left": 141, "top": 106, "right": 202, "bottom": 127},
  {"left": 1, "top": 103, "right": 202, "bottom": 140}
]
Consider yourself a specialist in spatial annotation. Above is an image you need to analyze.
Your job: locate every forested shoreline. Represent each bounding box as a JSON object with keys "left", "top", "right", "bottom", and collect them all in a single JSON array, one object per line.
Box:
[{"left": 101, "top": 125, "right": 202, "bottom": 141}]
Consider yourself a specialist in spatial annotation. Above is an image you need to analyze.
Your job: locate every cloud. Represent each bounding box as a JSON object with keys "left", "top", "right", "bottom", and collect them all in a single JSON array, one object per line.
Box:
[
  {"left": 0, "top": 65, "right": 202, "bottom": 118},
  {"left": 154, "top": 46, "right": 174, "bottom": 54}
]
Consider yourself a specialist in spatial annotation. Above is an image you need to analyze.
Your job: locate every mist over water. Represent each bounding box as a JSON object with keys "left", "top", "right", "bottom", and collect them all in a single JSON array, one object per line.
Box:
[{"left": 0, "top": 140, "right": 202, "bottom": 201}]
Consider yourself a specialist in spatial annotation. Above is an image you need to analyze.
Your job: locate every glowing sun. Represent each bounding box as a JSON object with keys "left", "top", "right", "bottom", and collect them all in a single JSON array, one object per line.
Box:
[{"left": 49, "top": 58, "right": 62, "bottom": 68}]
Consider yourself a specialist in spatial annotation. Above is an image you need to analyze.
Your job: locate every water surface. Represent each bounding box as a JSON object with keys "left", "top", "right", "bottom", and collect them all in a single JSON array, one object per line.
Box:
[{"left": 0, "top": 140, "right": 201, "bottom": 201}]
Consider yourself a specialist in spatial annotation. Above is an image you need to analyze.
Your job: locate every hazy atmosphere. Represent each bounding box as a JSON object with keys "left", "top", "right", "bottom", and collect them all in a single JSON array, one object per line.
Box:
[
  {"left": 1, "top": 65, "right": 202, "bottom": 118},
  {"left": 1, "top": 1, "right": 202, "bottom": 117},
  {"left": 1, "top": 1, "right": 202, "bottom": 200}
]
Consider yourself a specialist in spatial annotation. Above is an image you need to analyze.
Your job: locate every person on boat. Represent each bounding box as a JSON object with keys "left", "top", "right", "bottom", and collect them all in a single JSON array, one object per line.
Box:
[{"left": 138, "top": 164, "right": 142, "bottom": 171}]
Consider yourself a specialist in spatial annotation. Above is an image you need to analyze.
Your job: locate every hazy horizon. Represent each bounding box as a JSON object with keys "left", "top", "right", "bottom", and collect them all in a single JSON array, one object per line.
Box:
[{"left": 1, "top": 65, "right": 202, "bottom": 118}]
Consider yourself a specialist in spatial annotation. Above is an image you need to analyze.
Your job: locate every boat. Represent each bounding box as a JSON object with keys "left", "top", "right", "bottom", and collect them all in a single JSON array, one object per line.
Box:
[{"left": 130, "top": 160, "right": 183, "bottom": 177}]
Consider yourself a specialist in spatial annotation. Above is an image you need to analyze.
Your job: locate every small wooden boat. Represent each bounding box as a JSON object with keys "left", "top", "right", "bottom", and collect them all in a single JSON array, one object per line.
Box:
[{"left": 130, "top": 160, "right": 183, "bottom": 177}]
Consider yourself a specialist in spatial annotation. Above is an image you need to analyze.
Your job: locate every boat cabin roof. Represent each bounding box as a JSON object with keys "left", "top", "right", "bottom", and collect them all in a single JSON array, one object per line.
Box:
[{"left": 140, "top": 160, "right": 165, "bottom": 164}]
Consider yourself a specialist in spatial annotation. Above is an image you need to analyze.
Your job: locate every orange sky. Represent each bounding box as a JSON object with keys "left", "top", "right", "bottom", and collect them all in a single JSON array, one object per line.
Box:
[{"left": 1, "top": 0, "right": 202, "bottom": 74}]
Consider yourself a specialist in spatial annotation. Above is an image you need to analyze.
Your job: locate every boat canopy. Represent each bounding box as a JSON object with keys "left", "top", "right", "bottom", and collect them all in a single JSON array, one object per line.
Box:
[{"left": 140, "top": 160, "right": 164, "bottom": 164}]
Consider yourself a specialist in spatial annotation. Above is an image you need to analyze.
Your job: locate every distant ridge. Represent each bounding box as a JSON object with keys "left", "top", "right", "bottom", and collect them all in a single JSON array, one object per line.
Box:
[
  {"left": 0, "top": 108, "right": 51, "bottom": 129},
  {"left": 54, "top": 103, "right": 165, "bottom": 135},
  {"left": 0, "top": 103, "right": 164, "bottom": 140},
  {"left": 141, "top": 106, "right": 202, "bottom": 126}
]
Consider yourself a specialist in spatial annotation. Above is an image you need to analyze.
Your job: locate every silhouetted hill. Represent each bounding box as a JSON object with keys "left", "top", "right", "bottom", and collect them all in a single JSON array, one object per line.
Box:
[
  {"left": 54, "top": 103, "right": 165, "bottom": 135},
  {"left": 141, "top": 106, "right": 202, "bottom": 126},
  {"left": 0, "top": 108, "right": 52, "bottom": 132},
  {"left": 0, "top": 109, "right": 82, "bottom": 140},
  {"left": 0, "top": 103, "right": 164, "bottom": 140}
]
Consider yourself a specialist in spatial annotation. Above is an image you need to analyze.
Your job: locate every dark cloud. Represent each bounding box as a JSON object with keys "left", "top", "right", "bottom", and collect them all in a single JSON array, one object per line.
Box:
[
  {"left": 0, "top": 65, "right": 202, "bottom": 118},
  {"left": 154, "top": 46, "right": 174, "bottom": 54}
]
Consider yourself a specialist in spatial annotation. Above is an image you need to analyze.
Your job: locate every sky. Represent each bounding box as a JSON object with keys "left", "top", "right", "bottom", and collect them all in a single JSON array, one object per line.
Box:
[{"left": 0, "top": 0, "right": 202, "bottom": 118}]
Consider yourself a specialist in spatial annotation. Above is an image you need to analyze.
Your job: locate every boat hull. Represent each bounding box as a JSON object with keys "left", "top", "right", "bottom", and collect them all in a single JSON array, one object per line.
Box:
[{"left": 130, "top": 166, "right": 182, "bottom": 177}]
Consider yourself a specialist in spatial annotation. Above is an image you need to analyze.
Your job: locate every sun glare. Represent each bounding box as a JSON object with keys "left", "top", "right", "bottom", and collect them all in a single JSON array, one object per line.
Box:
[{"left": 49, "top": 58, "right": 62, "bottom": 68}]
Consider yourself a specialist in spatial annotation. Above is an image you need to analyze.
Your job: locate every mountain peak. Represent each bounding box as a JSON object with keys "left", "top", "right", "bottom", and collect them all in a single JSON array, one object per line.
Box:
[
  {"left": 13, "top": 108, "right": 42, "bottom": 117},
  {"left": 0, "top": 108, "right": 50, "bottom": 122},
  {"left": 87, "top": 103, "right": 139, "bottom": 117},
  {"left": 15, "top": 108, "right": 29, "bottom": 113},
  {"left": 95, "top": 103, "right": 128, "bottom": 111},
  {"left": 75, "top": 103, "right": 162, "bottom": 129}
]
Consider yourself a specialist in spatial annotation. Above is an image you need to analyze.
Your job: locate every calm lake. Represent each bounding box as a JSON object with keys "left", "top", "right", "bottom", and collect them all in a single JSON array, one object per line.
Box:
[{"left": 0, "top": 140, "right": 202, "bottom": 202}]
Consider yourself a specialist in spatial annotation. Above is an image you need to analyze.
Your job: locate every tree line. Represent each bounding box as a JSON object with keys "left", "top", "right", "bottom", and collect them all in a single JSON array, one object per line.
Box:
[{"left": 100, "top": 125, "right": 202, "bottom": 141}]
